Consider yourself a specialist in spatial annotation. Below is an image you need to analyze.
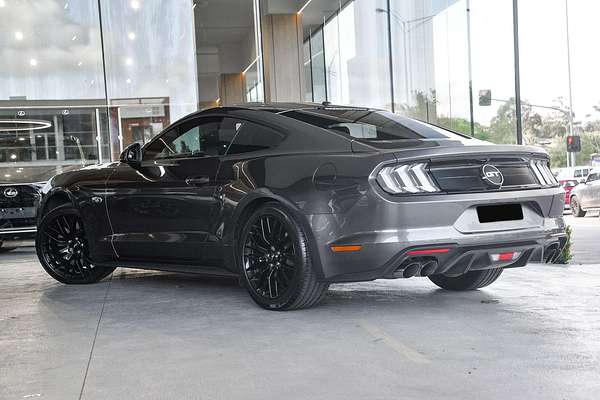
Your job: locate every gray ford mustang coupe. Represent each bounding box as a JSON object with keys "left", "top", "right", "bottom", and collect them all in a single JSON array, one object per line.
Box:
[{"left": 35, "top": 103, "right": 567, "bottom": 310}]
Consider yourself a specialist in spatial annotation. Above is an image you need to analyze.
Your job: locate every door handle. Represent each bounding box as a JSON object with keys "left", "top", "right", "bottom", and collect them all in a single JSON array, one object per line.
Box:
[{"left": 185, "top": 176, "right": 211, "bottom": 186}]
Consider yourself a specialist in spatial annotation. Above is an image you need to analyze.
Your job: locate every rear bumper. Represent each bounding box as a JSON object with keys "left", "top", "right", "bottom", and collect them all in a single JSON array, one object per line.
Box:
[
  {"left": 305, "top": 186, "right": 567, "bottom": 283},
  {"left": 382, "top": 234, "right": 566, "bottom": 280}
]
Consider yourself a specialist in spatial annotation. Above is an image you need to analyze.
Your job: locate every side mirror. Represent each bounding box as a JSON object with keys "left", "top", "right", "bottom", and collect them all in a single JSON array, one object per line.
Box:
[{"left": 120, "top": 142, "right": 142, "bottom": 166}]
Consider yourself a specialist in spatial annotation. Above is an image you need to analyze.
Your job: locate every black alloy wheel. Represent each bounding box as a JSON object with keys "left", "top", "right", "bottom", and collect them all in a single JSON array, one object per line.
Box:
[
  {"left": 36, "top": 205, "right": 115, "bottom": 284},
  {"left": 239, "top": 203, "right": 328, "bottom": 310}
]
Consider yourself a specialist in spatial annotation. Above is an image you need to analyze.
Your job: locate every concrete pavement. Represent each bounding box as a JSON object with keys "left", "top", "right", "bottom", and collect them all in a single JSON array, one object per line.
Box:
[{"left": 1, "top": 246, "right": 599, "bottom": 400}]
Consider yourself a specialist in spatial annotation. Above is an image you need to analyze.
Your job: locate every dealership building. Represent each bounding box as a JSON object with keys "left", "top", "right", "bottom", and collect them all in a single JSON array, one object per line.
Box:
[{"left": 1, "top": 0, "right": 599, "bottom": 183}]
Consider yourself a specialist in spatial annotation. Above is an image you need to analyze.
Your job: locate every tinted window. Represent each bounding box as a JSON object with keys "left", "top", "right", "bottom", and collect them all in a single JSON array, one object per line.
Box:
[
  {"left": 281, "top": 109, "right": 469, "bottom": 141},
  {"left": 144, "top": 117, "right": 234, "bottom": 160},
  {"left": 226, "top": 120, "right": 285, "bottom": 155},
  {"left": 562, "top": 180, "right": 578, "bottom": 188},
  {"left": 574, "top": 170, "right": 582, "bottom": 178},
  {"left": 587, "top": 173, "right": 598, "bottom": 182}
]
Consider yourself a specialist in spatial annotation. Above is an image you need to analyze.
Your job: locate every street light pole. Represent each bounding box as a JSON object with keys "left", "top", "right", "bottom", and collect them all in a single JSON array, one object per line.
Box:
[
  {"left": 565, "top": 0, "right": 575, "bottom": 168},
  {"left": 512, "top": 0, "right": 523, "bottom": 145}
]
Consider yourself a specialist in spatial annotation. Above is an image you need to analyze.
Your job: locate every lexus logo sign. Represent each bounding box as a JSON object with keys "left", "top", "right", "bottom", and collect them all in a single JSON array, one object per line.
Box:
[
  {"left": 3, "top": 187, "right": 18, "bottom": 198},
  {"left": 481, "top": 164, "right": 504, "bottom": 187}
]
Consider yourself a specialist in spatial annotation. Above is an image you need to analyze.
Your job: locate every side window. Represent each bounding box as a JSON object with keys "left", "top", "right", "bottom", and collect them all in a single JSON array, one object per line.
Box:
[
  {"left": 226, "top": 120, "right": 285, "bottom": 155},
  {"left": 574, "top": 170, "right": 582, "bottom": 178},
  {"left": 144, "top": 117, "right": 232, "bottom": 160},
  {"left": 587, "top": 173, "right": 598, "bottom": 182}
]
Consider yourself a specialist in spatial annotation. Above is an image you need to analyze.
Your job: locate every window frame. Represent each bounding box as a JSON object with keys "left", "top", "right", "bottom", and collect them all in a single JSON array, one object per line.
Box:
[{"left": 142, "top": 116, "right": 231, "bottom": 161}]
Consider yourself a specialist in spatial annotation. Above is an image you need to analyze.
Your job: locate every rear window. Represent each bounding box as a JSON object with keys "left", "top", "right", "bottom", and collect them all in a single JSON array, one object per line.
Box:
[
  {"left": 281, "top": 108, "right": 469, "bottom": 141},
  {"left": 561, "top": 180, "right": 578, "bottom": 188}
]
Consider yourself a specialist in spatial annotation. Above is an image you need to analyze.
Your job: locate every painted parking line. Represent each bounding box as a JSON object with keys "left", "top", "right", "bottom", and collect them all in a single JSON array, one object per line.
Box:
[{"left": 359, "top": 320, "right": 430, "bottom": 364}]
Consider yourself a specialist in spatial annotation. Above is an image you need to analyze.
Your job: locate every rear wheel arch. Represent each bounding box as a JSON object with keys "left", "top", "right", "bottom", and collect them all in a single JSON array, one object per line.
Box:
[{"left": 228, "top": 194, "right": 325, "bottom": 281}]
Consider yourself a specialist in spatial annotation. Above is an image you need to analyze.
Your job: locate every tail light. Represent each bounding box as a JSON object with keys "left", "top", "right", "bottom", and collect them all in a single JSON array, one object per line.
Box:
[
  {"left": 530, "top": 159, "right": 558, "bottom": 187},
  {"left": 376, "top": 162, "right": 440, "bottom": 194}
]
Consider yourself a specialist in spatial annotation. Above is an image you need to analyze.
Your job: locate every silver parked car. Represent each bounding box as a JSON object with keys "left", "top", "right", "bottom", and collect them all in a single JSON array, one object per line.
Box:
[{"left": 570, "top": 169, "right": 600, "bottom": 217}]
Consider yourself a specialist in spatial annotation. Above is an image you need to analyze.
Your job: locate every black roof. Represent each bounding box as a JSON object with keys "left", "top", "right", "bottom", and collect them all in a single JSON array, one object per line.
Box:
[{"left": 226, "top": 102, "right": 376, "bottom": 113}]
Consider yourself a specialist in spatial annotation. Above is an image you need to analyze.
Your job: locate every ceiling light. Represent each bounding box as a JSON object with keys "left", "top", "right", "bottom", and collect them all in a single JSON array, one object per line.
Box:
[
  {"left": 64, "top": 2, "right": 69, "bottom": 9},
  {"left": 128, "top": 32, "right": 136, "bottom": 40},
  {"left": 15, "top": 31, "right": 24, "bottom": 41},
  {"left": 29, "top": 58, "right": 38, "bottom": 67},
  {"left": 4, "top": 174, "right": 11, "bottom": 178},
  {"left": 0, "top": 0, "right": 6, "bottom": 7},
  {"left": 90, "top": 79, "right": 95, "bottom": 85},
  {"left": 77, "top": 61, "right": 83, "bottom": 67},
  {"left": 10, "top": 154, "right": 17, "bottom": 160},
  {"left": 16, "top": 169, "right": 23, "bottom": 173},
  {"left": 126, "top": 78, "right": 132, "bottom": 84},
  {"left": 130, "top": 0, "right": 140, "bottom": 10},
  {"left": 18, "top": 137, "right": 25, "bottom": 141},
  {"left": 125, "top": 57, "right": 133, "bottom": 66},
  {"left": 71, "top": 35, "right": 77, "bottom": 41}
]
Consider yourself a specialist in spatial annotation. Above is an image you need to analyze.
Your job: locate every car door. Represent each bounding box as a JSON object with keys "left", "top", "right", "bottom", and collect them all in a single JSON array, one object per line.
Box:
[
  {"left": 584, "top": 172, "right": 600, "bottom": 208},
  {"left": 106, "top": 116, "right": 235, "bottom": 266}
]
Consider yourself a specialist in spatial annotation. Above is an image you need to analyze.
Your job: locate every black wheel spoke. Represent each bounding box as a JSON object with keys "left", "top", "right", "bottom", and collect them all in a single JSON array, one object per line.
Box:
[
  {"left": 243, "top": 211, "right": 299, "bottom": 300},
  {"left": 40, "top": 211, "right": 94, "bottom": 282}
]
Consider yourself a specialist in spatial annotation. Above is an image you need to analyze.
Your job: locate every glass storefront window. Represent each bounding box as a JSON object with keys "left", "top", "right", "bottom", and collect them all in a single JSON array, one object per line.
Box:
[
  {"left": 0, "top": 0, "right": 107, "bottom": 183},
  {"left": 323, "top": 0, "right": 392, "bottom": 110},
  {"left": 310, "top": 29, "right": 327, "bottom": 103},
  {"left": 470, "top": 0, "right": 517, "bottom": 144},
  {"left": 100, "top": 0, "right": 198, "bottom": 158},
  {"left": 518, "top": 0, "right": 571, "bottom": 156}
]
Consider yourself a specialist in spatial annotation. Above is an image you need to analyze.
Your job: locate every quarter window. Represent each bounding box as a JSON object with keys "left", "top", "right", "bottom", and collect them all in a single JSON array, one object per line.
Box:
[{"left": 226, "top": 120, "right": 285, "bottom": 155}]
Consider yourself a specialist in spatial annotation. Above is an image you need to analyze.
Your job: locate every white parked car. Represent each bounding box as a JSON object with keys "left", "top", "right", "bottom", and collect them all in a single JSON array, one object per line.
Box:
[
  {"left": 569, "top": 169, "right": 600, "bottom": 217},
  {"left": 555, "top": 166, "right": 592, "bottom": 183}
]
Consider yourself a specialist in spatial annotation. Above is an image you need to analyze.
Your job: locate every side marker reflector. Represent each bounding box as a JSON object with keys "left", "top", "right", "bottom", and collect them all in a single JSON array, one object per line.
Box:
[
  {"left": 407, "top": 248, "right": 450, "bottom": 255},
  {"left": 331, "top": 245, "right": 363, "bottom": 253}
]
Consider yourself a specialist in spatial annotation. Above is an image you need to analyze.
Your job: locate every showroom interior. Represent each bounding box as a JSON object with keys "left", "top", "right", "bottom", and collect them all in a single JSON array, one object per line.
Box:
[{"left": 1, "top": 1, "right": 600, "bottom": 399}]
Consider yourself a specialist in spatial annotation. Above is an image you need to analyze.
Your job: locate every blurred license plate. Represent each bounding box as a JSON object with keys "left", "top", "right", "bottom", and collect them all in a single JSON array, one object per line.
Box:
[{"left": 477, "top": 204, "right": 523, "bottom": 223}]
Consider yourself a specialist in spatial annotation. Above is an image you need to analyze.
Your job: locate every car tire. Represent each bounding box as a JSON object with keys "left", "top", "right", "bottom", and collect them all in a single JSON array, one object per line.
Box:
[
  {"left": 570, "top": 196, "right": 586, "bottom": 217},
  {"left": 428, "top": 268, "right": 503, "bottom": 291},
  {"left": 36, "top": 204, "right": 115, "bottom": 284},
  {"left": 238, "top": 202, "right": 328, "bottom": 311},
  {"left": 0, "top": 241, "right": 17, "bottom": 253}
]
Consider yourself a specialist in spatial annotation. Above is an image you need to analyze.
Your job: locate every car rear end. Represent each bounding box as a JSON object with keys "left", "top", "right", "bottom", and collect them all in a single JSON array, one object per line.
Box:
[
  {"left": 312, "top": 145, "right": 566, "bottom": 282},
  {"left": 278, "top": 107, "right": 567, "bottom": 283}
]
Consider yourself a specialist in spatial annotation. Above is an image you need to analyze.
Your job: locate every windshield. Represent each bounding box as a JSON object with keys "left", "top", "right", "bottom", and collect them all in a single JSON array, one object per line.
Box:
[
  {"left": 280, "top": 108, "right": 471, "bottom": 141},
  {"left": 0, "top": 110, "right": 97, "bottom": 184}
]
